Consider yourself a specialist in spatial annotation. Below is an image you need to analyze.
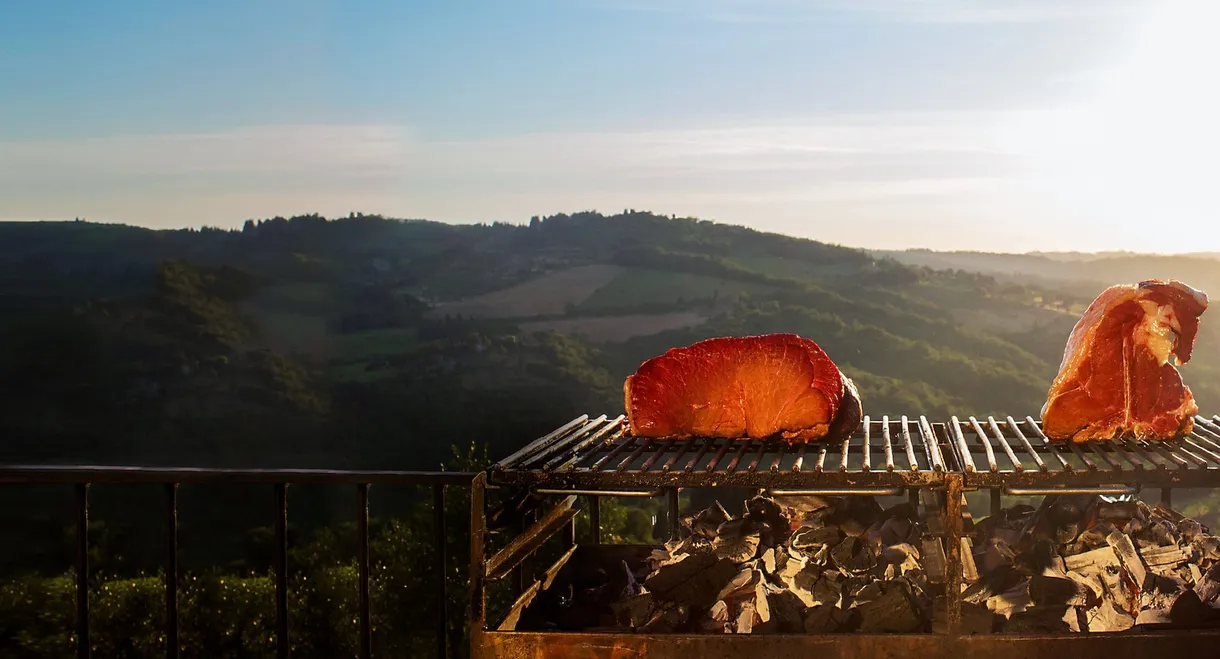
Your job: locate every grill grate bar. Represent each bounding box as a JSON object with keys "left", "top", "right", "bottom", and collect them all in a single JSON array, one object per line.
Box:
[
  {"left": 987, "top": 417, "right": 1023, "bottom": 471},
  {"left": 684, "top": 437, "right": 713, "bottom": 472},
  {"left": 1173, "top": 442, "right": 1210, "bottom": 467},
  {"left": 748, "top": 442, "right": 767, "bottom": 473},
  {"left": 527, "top": 415, "right": 609, "bottom": 469},
  {"left": 1066, "top": 440, "right": 1098, "bottom": 471},
  {"left": 1111, "top": 441, "right": 1148, "bottom": 470},
  {"left": 640, "top": 437, "right": 675, "bottom": 472},
  {"left": 498, "top": 415, "right": 591, "bottom": 469},
  {"left": 769, "top": 443, "right": 787, "bottom": 473},
  {"left": 901, "top": 416, "right": 918, "bottom": 472},
  {"left": 1192, "top": 417, "right": 1220, "bottom": 452},
  {"left": 706, "top": 440, "right": 733, "bottom": 472},
  {"left": 1129, "top": 441, "right": 1170, "bottom": 470},
  {"left": 816, "top": 443, "right": 829, "bottom": 473},
  {"left": 1089, "top": 443, "right": 1125, "bottom": 472},
  {"left": 592, "top": 435, "right": 635, "bottom": 471},
  {"left": 725, "top": 441, "right": 752, "bottom": 473},
  {"left": 862, "top": 418, "right": 872, "bottom": 472},
  {"left": 664, "top": 436, "right": 698, "bottom": 472},
  {"left": 840, "top": 434, "right": 851, "bottom": 472},
  {"left": 949, "top": 417, "right": 975, "bottom": 473},
  {"left": 544, "top": 416, "right": 623, "bottom": 471},
  {"left": 791, "top": 443, "right": 809, "bottom": 473},
  {"left": 920, "top": 416, "right": 944, "bottom": 472},
  {"left": 1149, "top": 442, "right": 1191, "bottom": 469},
  {"left": 882, "top": 416, "right": 895, "bottom": 472},
  {"left": 1183, "top": 436, "right": 1220, "bottom": 465},
  {"left": 1010, "top": 419, "right": 1049, "bottom": 471},
  {"left": 618, "top": 439, "right": 652, "bottom": 471}
]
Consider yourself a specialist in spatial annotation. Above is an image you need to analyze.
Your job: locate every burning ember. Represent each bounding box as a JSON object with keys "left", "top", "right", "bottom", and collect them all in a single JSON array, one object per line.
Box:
[
  {"left": 601, "top": 493, "right": 934, "bottom": 634},
  {"left": 964, "top": 494, "right": 1220, "bottom": 633}
]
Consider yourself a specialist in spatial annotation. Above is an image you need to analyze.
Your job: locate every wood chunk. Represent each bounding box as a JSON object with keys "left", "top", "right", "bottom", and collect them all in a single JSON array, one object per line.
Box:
[
  {"left": 768, "top": 590, "right": 806, "bottom": 633},
  {"left": 688, "top": 501, "right": 732, "bottom": 539},
  {"left": 803, "top": 604, "right": 847, "bottom": 633},
  {"left": 1139, "top": 544, "right": 1189, "bottom": 568},
  {"left": 1029, "top": 574, "right": 1095, "bottom": 608},
  {"left": 961, "top": 537, "right": 980, "bottom": 584},
  {"left": 1154, "top": 502, "right": 1184, "bottom": 523},
  {"left": 986, "top": 581, "right": 1031, "bottom": 618},
  {"left": 1097, "top": 501, "right": 1142, "bottom": 523},
  {"left": 1005, "top": 605, "right": 1072, "bottom": 633},
  {"left": 880, "top": 543, "right": 921, "bottom": 574},
  {"left": 922, "top": 537, "right": 947, "bottom": 584},
  {"left": 657, "top": 557, "right": 739, "bottom": 610},
  {"left": 1196, "top": 564, "right": 1220, "bottom": 604},
  {"left": 879, "top": 516, "right": 914, "bottom": 547},
  {"left": 791, "top": 525, "right": 843, "bottom": 551},
  {"left": 1085, "top": 601, "right": 1135, "bottom": 633},
  {"left": 718, "top": 567, "right": 761, "bottom": 601},
  {"left": 1178, "top": 518, "right": 1205, "bottom": 543},
  {"left": 713, "top": 519, "right": 761, "bottom": 563},
  {"left": 1135, "top": 607, "right": 1172, "bottom": 625},
  {"left": 830, "top": 536, "right": 877, "bottom": 574},
  {"left": 855, "top": 584, "right": 922, "bottom": 633},
  {"left": 760, "top": 548, "right": 777, "bottom": 574},
  {"left": 645, "top": 552, "right": 718, "bottom": 595},
  {"left": 1106, "top": 529, "right": 1151, "bottom": 591},
  {"left": 980, "top": 538, "right": 1016, "bottom": 574},
  {"left": 1064, "top": 546, "right": 1120, "bottom": 573},
  {"left": 1193, "top": 535, "right": 1220, "bottom": 561},
  {"left": 611, "top": 593, "right": 656, "bottom": 628},
  {"left": 735, "top": 601, "right": 756, "bottom": 634},
  {"left": 1169, "top": 588, "right": 1220, "bottom": 625}
]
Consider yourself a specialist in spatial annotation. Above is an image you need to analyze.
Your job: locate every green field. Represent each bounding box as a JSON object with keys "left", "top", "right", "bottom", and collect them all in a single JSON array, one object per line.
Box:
[{"left": 575, "top": 268, "right": 775, "bottom": 311}]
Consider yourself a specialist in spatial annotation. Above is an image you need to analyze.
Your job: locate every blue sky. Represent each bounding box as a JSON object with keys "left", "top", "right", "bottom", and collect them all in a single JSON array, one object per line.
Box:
[{"left": 2, "top": 0, "right": 1215, "bottom": 252}]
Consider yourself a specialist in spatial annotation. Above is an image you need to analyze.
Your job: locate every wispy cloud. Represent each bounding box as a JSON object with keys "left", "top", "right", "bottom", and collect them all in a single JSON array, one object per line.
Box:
[
  {"left": 0, "top": 112, "right": 1059, "bottom": 250},
  {"left": 595, "top": 0, "right": 1146, "bottom": 24}
]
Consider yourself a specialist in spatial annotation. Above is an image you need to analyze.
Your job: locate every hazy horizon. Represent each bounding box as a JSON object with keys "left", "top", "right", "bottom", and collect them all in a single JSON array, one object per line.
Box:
[{"left": 3, "top": 0, "right": 1217, "bottom": 253}]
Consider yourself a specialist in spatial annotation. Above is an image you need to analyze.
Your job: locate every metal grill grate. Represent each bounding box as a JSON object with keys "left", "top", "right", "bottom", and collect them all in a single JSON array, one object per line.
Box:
[
  {"left": 948, "top": 414, "right": 1220, "bottom": 489},
  {"left": 490, "top": 414, "right": 954, "bottom": 489}
]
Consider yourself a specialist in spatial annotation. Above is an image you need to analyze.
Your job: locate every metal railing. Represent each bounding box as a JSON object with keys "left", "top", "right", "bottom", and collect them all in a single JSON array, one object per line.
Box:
[{"left": 0, "top": 466, "right": 477, "bottom": 659}]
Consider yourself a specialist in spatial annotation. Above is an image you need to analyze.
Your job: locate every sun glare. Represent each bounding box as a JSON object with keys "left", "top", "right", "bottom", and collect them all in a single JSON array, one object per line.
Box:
[{"left": 1006, "top": 0, "right": 1220, "bottom": 251}]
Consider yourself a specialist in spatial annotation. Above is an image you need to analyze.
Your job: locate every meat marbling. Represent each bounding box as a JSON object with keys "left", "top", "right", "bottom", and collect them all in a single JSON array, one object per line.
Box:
[
  {"left": 623, "top": 333, "right": 862, "bottom": 443},
  {"left": 1041, "top": 279, "right": 1208, "bottom": 442}
]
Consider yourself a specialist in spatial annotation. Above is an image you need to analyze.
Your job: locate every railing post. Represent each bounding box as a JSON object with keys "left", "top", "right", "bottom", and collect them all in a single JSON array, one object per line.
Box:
[
  {"left": 433, "top": 483, "right": 448, "bottom": 659},
  {"left": 274, "top": 483, "right": 290, "bottom": 659},
  {"left": 165, "top": 483, "right": 179, "bottom": 659},
  {"left": 357, "top": 484, "right": 371, "bottom": 659},
  {"left": 588, "top": 495, "right": 600, "bottom": 545},
  {"left": 468, "top": 473, "right": 487, "bottom": 656},
  {"left": 76, "top": 482, "right": 90, "bottom": 659}
]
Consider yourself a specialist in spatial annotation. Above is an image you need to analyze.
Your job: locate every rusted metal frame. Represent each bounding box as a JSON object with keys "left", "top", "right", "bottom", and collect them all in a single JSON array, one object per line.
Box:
[
  {"left": 534, "top": 488, "right": 661, "bottom": 497},
  {"left": 933, "top": 420, "right": 963, "bottom": 473},
  {"left": 1004, "top": 485, "right": 1141, "bottom": 496},
  {"left": 165, "top": 483, "right": 179, "bottom": 659},
  {"left": 543, "top": 545, "right": 576, "bottom": 591},
  {"left": 469, "top": 473, "right": 487, "bottom": 638},
  {"left": 0, "top": 466, "right": 477, "bottom": 486},
  {"left": 989, "top": 487, "right": 1001, "bottom": 518},
  {"left": 486, "top": 468, "right": 945, "bottom": 489},
  {"left": 767, "top": 487, "right": 904, "bottom": 496},
  {"left": 497, "top": 580, "right": 542, "bottom": 631},
  {"left": 527, "top": 415, "right": 609, "bottom": 470},
  {"left": 516, "top": 510, "right": 536, "bottom": 595},
  {"left": 943, "top": 472, "right": 964, "bottom": 638},
  {"left": 474, "top": 629, "right": 1220, "bottom": 659},
  {"left": 496, "top": 415, "right": 590, "bottom": 469},
  {"left": 1162, "top": 487, "right": 1173, "bottom": 508},
  {"left": 588, "top": 495, "right": 601, "bottom": 545},
  {"left": 964, "top": 467, "right": 1219, "bottom": 488},
  {"left": 543, "top": 417, "right": 623, "bottom": 472},
  {"left": 76, "top": 483, "right": 90, "bottom": 659},
  {"left": 948, "top": 417, "right": 975, "bottom": 473},
  {"left": 434, "top": 483, "right": 449, "bottom": 659},
  {"left": 274, "top": 483, "right": 290, "bottom": 659},
  {"left": 485, "top": 495, "right": 580, "bottom": 581},
  {"left": 356, "top": 484, "right": 372, "bottom": 659},
  {"left": 666, "top": 488, "right": 680, "bottom": 541}
]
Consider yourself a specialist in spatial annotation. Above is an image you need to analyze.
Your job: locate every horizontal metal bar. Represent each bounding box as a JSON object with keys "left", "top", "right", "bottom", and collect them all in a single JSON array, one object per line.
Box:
[
  {"left": 485, "top": 496, "right": 579, "bottom": 581},
  {"left": 532, "top": 488, "right": 661, "bottom": 497},
  {"left": 1003, "top": 485, "right": 1141, "bottom": 496},
  {"left": 766, "top": 487, "right": 904, "bottom": 496},
  {"left": 0, "top": 466, "right": 476, "bottom": 485}
]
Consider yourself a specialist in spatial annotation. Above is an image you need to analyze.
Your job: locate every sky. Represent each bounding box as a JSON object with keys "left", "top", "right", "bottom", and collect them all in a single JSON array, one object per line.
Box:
[{"left": 1, "top": 0, "right": 1217, "bottom": 252}]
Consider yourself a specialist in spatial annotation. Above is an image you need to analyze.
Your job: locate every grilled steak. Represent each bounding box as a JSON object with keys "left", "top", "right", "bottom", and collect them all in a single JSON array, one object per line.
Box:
[
  {"left": 1042, "top": 279, "right": 1208, "bottom": 441},
  {"left": 623, "top": 333, "right": 862, "bottom": 443}
]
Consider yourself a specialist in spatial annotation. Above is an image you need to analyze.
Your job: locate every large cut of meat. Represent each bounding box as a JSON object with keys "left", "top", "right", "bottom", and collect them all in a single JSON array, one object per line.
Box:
[
  {"left": 1041, "top": 279, "right": 1208, "bottom": 441},
  {"left": 623, "top": 333, "right": 862, "bottom": 443}
]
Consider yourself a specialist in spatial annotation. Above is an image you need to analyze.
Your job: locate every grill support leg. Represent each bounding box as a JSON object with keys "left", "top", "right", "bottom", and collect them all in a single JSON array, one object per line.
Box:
[
  {"left": 944, "top": 473, "right": 964, "bottom": 638},
  {"left": 274, "top": 484, "right": 289, "bottom": 659},
  {"left": 588, "top": 495, "right": 601, "bottom": 545},
  {"left": 165, "top": 483, "right": 179, "bottom": 659},
  {"left": 989, "top": 488, "right": 1001, "bottom": 519},
  {"left": 469, "top": 474, "right": 487, "bottom": 656},
  {"left": 357, "top": 484, "right": 371, "bottom": 659},
  {"left": 76, "top": 483, "right": 90, "bottom": 659},
  {"left": 1161, "top": 488, "right": 1172, "bottom": 508},
  {"left": 433, "top": 484, "right": 448, "bottom": 659},
  {"left": 666, "top": 488, "right": 680, "bottom": 541}
]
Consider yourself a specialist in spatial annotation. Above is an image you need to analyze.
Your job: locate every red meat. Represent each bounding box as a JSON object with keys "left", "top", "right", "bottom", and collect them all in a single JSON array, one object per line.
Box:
[
  {"left": 623, "top": 333, "right": 862, "bottom": 443},
  {"left": 1041, "top": 279, "right": 1208, "bottom": 441}
]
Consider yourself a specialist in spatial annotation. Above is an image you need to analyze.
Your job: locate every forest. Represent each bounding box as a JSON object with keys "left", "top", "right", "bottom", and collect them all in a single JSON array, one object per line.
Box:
[{"left": 3, "top": 211, "right": 1220, "bottom": 657}]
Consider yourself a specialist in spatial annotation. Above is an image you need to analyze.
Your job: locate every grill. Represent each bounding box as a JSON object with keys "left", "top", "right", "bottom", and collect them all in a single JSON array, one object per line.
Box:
[{"left": 470, "top": 412, "right": 1220, "bottom": 659}]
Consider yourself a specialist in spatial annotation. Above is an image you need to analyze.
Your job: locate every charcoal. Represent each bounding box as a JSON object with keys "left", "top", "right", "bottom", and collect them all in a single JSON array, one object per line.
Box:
[
  {"left": 1135, "top": 607, "right": 1173, "bottom": 625},
  {"left": 1178, "top": 518, "right": 1205, "bottom": 542},
  {"left": 934, "top": 599, "right": 998, "bottom": 635},
  {"left": 809, "top": 573, "right": 843, "bottom": 607},
  {"left": 1196, "top": 563, "right": 1220, "bottom": 604},
  {"left": 760, "top": 547, "right": 777, "bottom": 574},
  {"left": 879, "top": 515, "right": 914, "bottom": 547},
  {"left": 847, "top": 581, "right": 883, "bottom": 608},
  {"left": 713, "top": 519, "right": 761, "bottom": 563},
  {"left": 825, "top": 497, "right": 883, "bottom": 537},
  {"left": 768, "top": 590, "right": 806, "bottom": 633},
  {"left": 1085, "top": 601, "right": 1136, "bottom": 632},
  {"left": 611, "top": 593, "right": 656, "bottom": 628},
  {"left": 791, "top": 525, "right": 843, "bottom": 551},
  {"left": 1076, "top": 521, "right": 1118, "bottom": 550},
  {"left": 1005, "top": 605, "right": 1072, "bottom": 633},
  {"left": 1136, "top": 519, "right": 1180, "bottom": 548},
  {"left": 803, "top": 604, "right": 848, "bottom": 633},
  {"left": 986, "top": 581, "right": 1032, "bottom": 618},
  {"left": 717, "top": 567, "right": 761, "bottom": 601},
  {"left": 830, "top": 536, "right": 877, "bottom": 574},
  {"left": 734, "top": 601, "right": 757, "bottom": 634},
  {"left": 687, "top": 501, "right": 732, "bottom": 540},
  {"left": 702, "top": 600, "right": 730, "bottom": 632},
  {"left": 1169, "top": 588, "right": 1220, "bottom": 625},
  {"left": 880, "top": 543, "right": 921, "bottom": 573},
  {"left": 980, "top": 538, "right": 1016, "bottom": 574},
  {"left": 771, "top": 494, "right": 834, "bottom": 516},
  {"left": 1194, "top": 535, "right": 1220, "bottom": 561},
  {"left": 645, "top": 553, "right": 718, "bottom": 594}
]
